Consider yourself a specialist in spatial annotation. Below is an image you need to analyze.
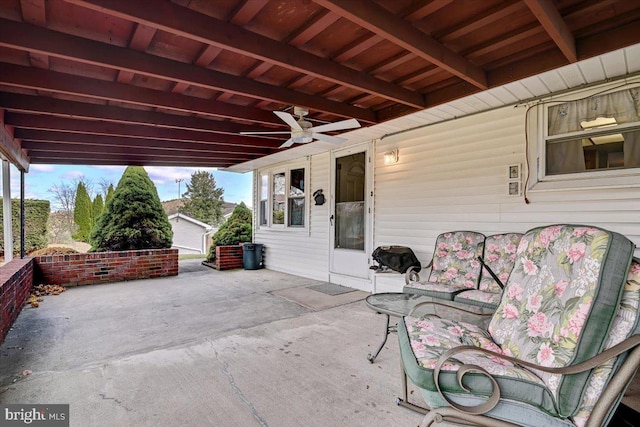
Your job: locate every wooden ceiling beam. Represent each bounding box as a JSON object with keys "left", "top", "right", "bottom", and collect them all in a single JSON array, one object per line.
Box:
[
  {"left": 16, "top": 130, "right": 274, "bottom": 156},
  {"left": 18, "top": 129, "right": 273, "bottom": 155},
  {"left": 0, "top": 109, "right": 30, "bottom": 172},
  {"left": 403, "top": 0, "right": 455, "bottom": 21},
  {"left": 330, "top": 0, "right": 453, "bottom": 64},
  {"left": 331, "top": 34, "right": 383, "bottom": 63},
  {"left": 19, "top": 0, "right": 49, "bottom": 70},
  {"left": 23, "top": 144, "right": 256, "bottom": 162},
  {"left": 315, "top": 0, "right": 488, "bottom": 89},
  {"left": 223, "top": 10, "right": 340, "bottom": 97},
  {"left": 28, "top": 152, "right": 232, "bottom": 167},
  {"left": 577, "top": 13, "right": 640, "bottom": 57},
  {"left": 229, "top": 0, "right": 270, "bottom": 26},
  {"left": 288, "top": 10, "right": 339, "bottom": 46},
  {"left": 65, "top": 0, "right": 425, "bottom": 109},
  {"left": 0, "top": 64, "right": 282, "bottom": 126},
  {"left": 418, "top": 18, "right": 640, "bottom": 112},
  {"left": 437, "top": 0, "right": 525, "bottom": 42},
  {"left": 524, "top": 0, "right": 577, "bottom": 62},
  {"left": 0, "top": 93, "right": 282, "bottom": 138},
  {"left": 117, "top": 23, "right": 156, "bottom": 83},
  {"left": 0, "top": 19, "right": 376, "bottom": 123},
  {"left": 6, "top": 113, "right": 282, "bottom": 149}
]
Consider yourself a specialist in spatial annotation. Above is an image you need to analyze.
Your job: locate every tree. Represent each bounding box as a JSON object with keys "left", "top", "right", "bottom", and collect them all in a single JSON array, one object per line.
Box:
[
  {"left": 48, "top": 182, "right": 76, "bottom": 243},
  {"left": 72, "top": 181, "right": 92, "bottom": 242},
  {"left": 98, "top": 178, "right": 113, "bottom": 197},
  {"left": 105, "top": 184, "right": 115, "bottom": 205},
  {"left": 92, "top": 194, "right": 104, "bottom": 227},
  {"left": 179, "top": 170, "right": 224, "bottom": 226},
  {"left": 90, "top": 166, "right": 172, "bottom": 251},
  {"left": 49, "top": 182, "right": 76, "bottom": 216}
]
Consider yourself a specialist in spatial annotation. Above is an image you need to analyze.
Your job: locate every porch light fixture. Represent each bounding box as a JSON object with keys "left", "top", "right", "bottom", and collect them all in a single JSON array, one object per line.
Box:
[{"left": 384, "top": 149, "right": 398, "bottom": 165}]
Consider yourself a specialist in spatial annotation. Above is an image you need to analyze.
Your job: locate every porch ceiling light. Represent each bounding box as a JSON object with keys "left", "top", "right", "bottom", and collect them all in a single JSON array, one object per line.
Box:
[{"left": 384, "top": 149, "right": 398, "bottom": 165}]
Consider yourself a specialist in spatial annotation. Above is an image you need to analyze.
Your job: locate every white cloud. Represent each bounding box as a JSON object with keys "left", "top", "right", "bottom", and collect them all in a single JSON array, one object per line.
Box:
[
  {"left": 30, "top": 164, "right": 55, "bottom": 172},
  {"left": 61, "top": 170, "right": 85, "bottom": 180},
  {"left": 145, "top": 166, "right": 216, "bottom": 185},
  {"left": 93, "top": 166, "right": 126, "bottom": 170}
]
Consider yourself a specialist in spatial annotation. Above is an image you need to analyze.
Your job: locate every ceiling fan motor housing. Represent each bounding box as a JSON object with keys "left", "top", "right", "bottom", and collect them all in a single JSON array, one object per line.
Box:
[{"left": 293, "top": 106, "right": 309, "bottom": 117}]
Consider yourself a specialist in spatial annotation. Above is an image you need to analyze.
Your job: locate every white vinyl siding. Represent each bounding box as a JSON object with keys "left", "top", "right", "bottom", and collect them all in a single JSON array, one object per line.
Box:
[
  {"left": 251, "top": 102, "right": 640, "bottom": 287},
  {"left": 169, "top": 215, "right": 212, "bottom": 255},
  {"left": 253, "top": 153, "right": 330, "bottom": 281},
  {"left": 375, "top": 105, "right": 640, "bottom": 273}
]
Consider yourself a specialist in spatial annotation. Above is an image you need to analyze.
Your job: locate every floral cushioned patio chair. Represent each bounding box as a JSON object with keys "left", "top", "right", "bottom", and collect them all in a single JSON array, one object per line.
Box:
[
  {"left": 403, "top": 231, "right": 486, "bottom": 301},
  {"left": 454, "top": 233, "right": 523, "bottom": 310},
  {"left": 398, "top": 224, "right": 639, "bottom": 427}
]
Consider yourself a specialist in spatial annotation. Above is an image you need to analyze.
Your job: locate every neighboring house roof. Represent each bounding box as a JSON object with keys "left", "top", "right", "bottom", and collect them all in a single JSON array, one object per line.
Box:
[
  {"left": 168, "top": 213, "right": 214, "bottom": 231},
  {"left": 162, "top": 199, "right": 237, "bottom": 218}
]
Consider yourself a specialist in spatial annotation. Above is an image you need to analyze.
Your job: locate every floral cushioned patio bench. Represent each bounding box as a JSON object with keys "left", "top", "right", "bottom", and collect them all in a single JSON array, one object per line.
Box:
[
  {"left": 398, "top": 224, "right": 640, "bottom": 427},
  {"left": 403, "top": 231, "right": 523, "bottom": 310}
]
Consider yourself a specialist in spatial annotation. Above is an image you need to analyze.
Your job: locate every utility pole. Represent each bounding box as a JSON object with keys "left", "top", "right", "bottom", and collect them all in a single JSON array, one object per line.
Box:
[{"left": 175, "top": 178, "right": 183, "bottom": 200}]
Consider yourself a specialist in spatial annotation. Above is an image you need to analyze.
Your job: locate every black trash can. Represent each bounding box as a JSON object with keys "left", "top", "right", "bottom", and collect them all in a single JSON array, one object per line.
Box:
[{"left": 243, "top": 243, "right": 264, "bottom": 270}]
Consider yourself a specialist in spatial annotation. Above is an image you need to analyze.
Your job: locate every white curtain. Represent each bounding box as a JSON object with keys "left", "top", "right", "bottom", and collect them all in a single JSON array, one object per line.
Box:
[
  {"left": 547, "top": 140, "right": 586, "bottom": 174},
  {"left": 547, "top": 87, "right": 640, "bottom": 173},
  {"left": 549, "top": 88, "right": 640, "bottom": 135},
  {"left": 624, "top": 130, "right": 640, "bottom": 167}
]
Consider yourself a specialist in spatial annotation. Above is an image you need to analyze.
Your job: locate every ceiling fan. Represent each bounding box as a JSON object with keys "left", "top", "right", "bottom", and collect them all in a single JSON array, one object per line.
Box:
[{"left": 241, "top": 106, "right": 361, "bottom": 148}]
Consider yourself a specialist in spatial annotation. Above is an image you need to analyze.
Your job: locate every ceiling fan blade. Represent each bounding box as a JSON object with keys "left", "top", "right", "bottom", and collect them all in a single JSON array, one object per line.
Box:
[
  {"left": 311, "top": 118, "right": 360, "bottom": 133},
  {"left": 279, "top": 138, "right": 295, "bottom": 148},
  {"left": 313, "top": 133, "right": 346, "bottom": 144},
  {"left": 274, "top": 111, "right": 303, "bottom": 131},
  {"left": 240, "top": 131, "right": 292, "bottom": 135}
]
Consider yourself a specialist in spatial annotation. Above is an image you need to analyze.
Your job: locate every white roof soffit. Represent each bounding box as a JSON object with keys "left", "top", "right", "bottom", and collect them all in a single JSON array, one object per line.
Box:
[{"left": 226, "top": 43, "right": 640, "bottom": 173}]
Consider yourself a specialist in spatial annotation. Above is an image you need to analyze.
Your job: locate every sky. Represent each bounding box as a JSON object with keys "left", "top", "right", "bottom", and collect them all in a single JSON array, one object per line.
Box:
[{"left": 4, "top": 164, "right": 253, "bottom": 212}]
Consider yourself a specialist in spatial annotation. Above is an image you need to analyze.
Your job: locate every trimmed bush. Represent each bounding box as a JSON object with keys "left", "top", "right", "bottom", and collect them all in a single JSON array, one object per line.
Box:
[
  {"left": 207, "top": 203, "right": 252, "bottom": 262},
  {"left": 89, "top": 166, "right": 173, "bottom": 251},
  {"left": 212, "top": 202, "right": 252, "bottom": 246},
  {"left": 0, "top": 199, "right": 50, "bottom": 256}
]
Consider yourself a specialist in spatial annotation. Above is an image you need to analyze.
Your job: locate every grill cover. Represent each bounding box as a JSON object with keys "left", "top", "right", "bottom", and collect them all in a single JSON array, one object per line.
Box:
[{"left": 372, "top": 246, "right": 420, "bottom": 274}]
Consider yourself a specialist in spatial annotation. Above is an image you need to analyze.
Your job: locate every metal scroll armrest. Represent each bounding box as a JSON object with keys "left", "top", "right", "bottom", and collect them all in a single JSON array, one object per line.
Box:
[
  {"left": 404, "top": 259, "right": 433, "bottom": 285},
  {"left": 431, "top": 335, "right": 640, "bottom": 419}
]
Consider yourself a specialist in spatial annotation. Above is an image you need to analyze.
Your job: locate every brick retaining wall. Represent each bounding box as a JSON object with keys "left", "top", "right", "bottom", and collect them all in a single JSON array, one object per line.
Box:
[
  {"left": 214, "top": 245, "right": 244, "bottom": 270},
  {"left": 0, "top": 257, "right": 34, "bottom": 343},
  {"left": 35, "top": 249, "right": 179, "bottom": 287}
]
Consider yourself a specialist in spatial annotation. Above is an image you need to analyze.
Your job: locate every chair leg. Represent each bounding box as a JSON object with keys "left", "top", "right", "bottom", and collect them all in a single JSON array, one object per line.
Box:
[
  {"left": 421, "top": 407, "right": 520, "bottom": 427},
  {"left": 367, "top": 313, "right": 391, "bottom": 363},
  {"left": 397, "top": 358, "right": 429, "bottom": 414}
]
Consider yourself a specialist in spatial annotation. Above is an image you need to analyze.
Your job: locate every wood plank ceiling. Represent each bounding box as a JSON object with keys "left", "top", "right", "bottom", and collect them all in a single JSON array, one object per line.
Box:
[{"left": 1, "top": 0, "right": 639, "bottom": 170}]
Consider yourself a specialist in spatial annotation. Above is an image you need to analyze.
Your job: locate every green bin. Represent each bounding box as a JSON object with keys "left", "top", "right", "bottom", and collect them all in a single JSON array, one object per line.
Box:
[{"left": 243, "top": 243, "right": 264, "bottom": 270}]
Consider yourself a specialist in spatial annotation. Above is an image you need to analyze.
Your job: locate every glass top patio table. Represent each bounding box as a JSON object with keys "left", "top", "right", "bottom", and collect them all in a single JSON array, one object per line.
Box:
[
  {"left": 365, "top": 292, "right": 495, "bottom": 414},
  {"left": 364, "top": 292, "right": 493, "bottom": 364},
  {"left": 365, "top": 292, "right": 493, "bottom": 319},
  {"left": 365, "top": 292, "right": 433, "bottom": 317}
]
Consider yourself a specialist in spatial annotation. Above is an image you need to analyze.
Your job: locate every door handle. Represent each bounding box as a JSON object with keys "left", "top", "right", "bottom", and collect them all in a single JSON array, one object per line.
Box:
[{"left": 330, "top": 214, "right": 334, "bottom": 226}]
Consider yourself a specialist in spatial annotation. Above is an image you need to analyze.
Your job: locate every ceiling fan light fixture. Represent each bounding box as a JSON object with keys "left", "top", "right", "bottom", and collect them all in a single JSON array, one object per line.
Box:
[
  {"left": 244, "top": 107, "right": 360, "bottom": 148},
  {"left": 292, "top": 134, "right": 313, "bottom": 143}
]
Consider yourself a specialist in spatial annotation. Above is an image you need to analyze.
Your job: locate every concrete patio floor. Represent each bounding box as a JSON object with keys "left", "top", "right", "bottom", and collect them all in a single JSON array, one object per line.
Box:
[{"left": 0, "top": 260, "right": 423, "bottom": 427}]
